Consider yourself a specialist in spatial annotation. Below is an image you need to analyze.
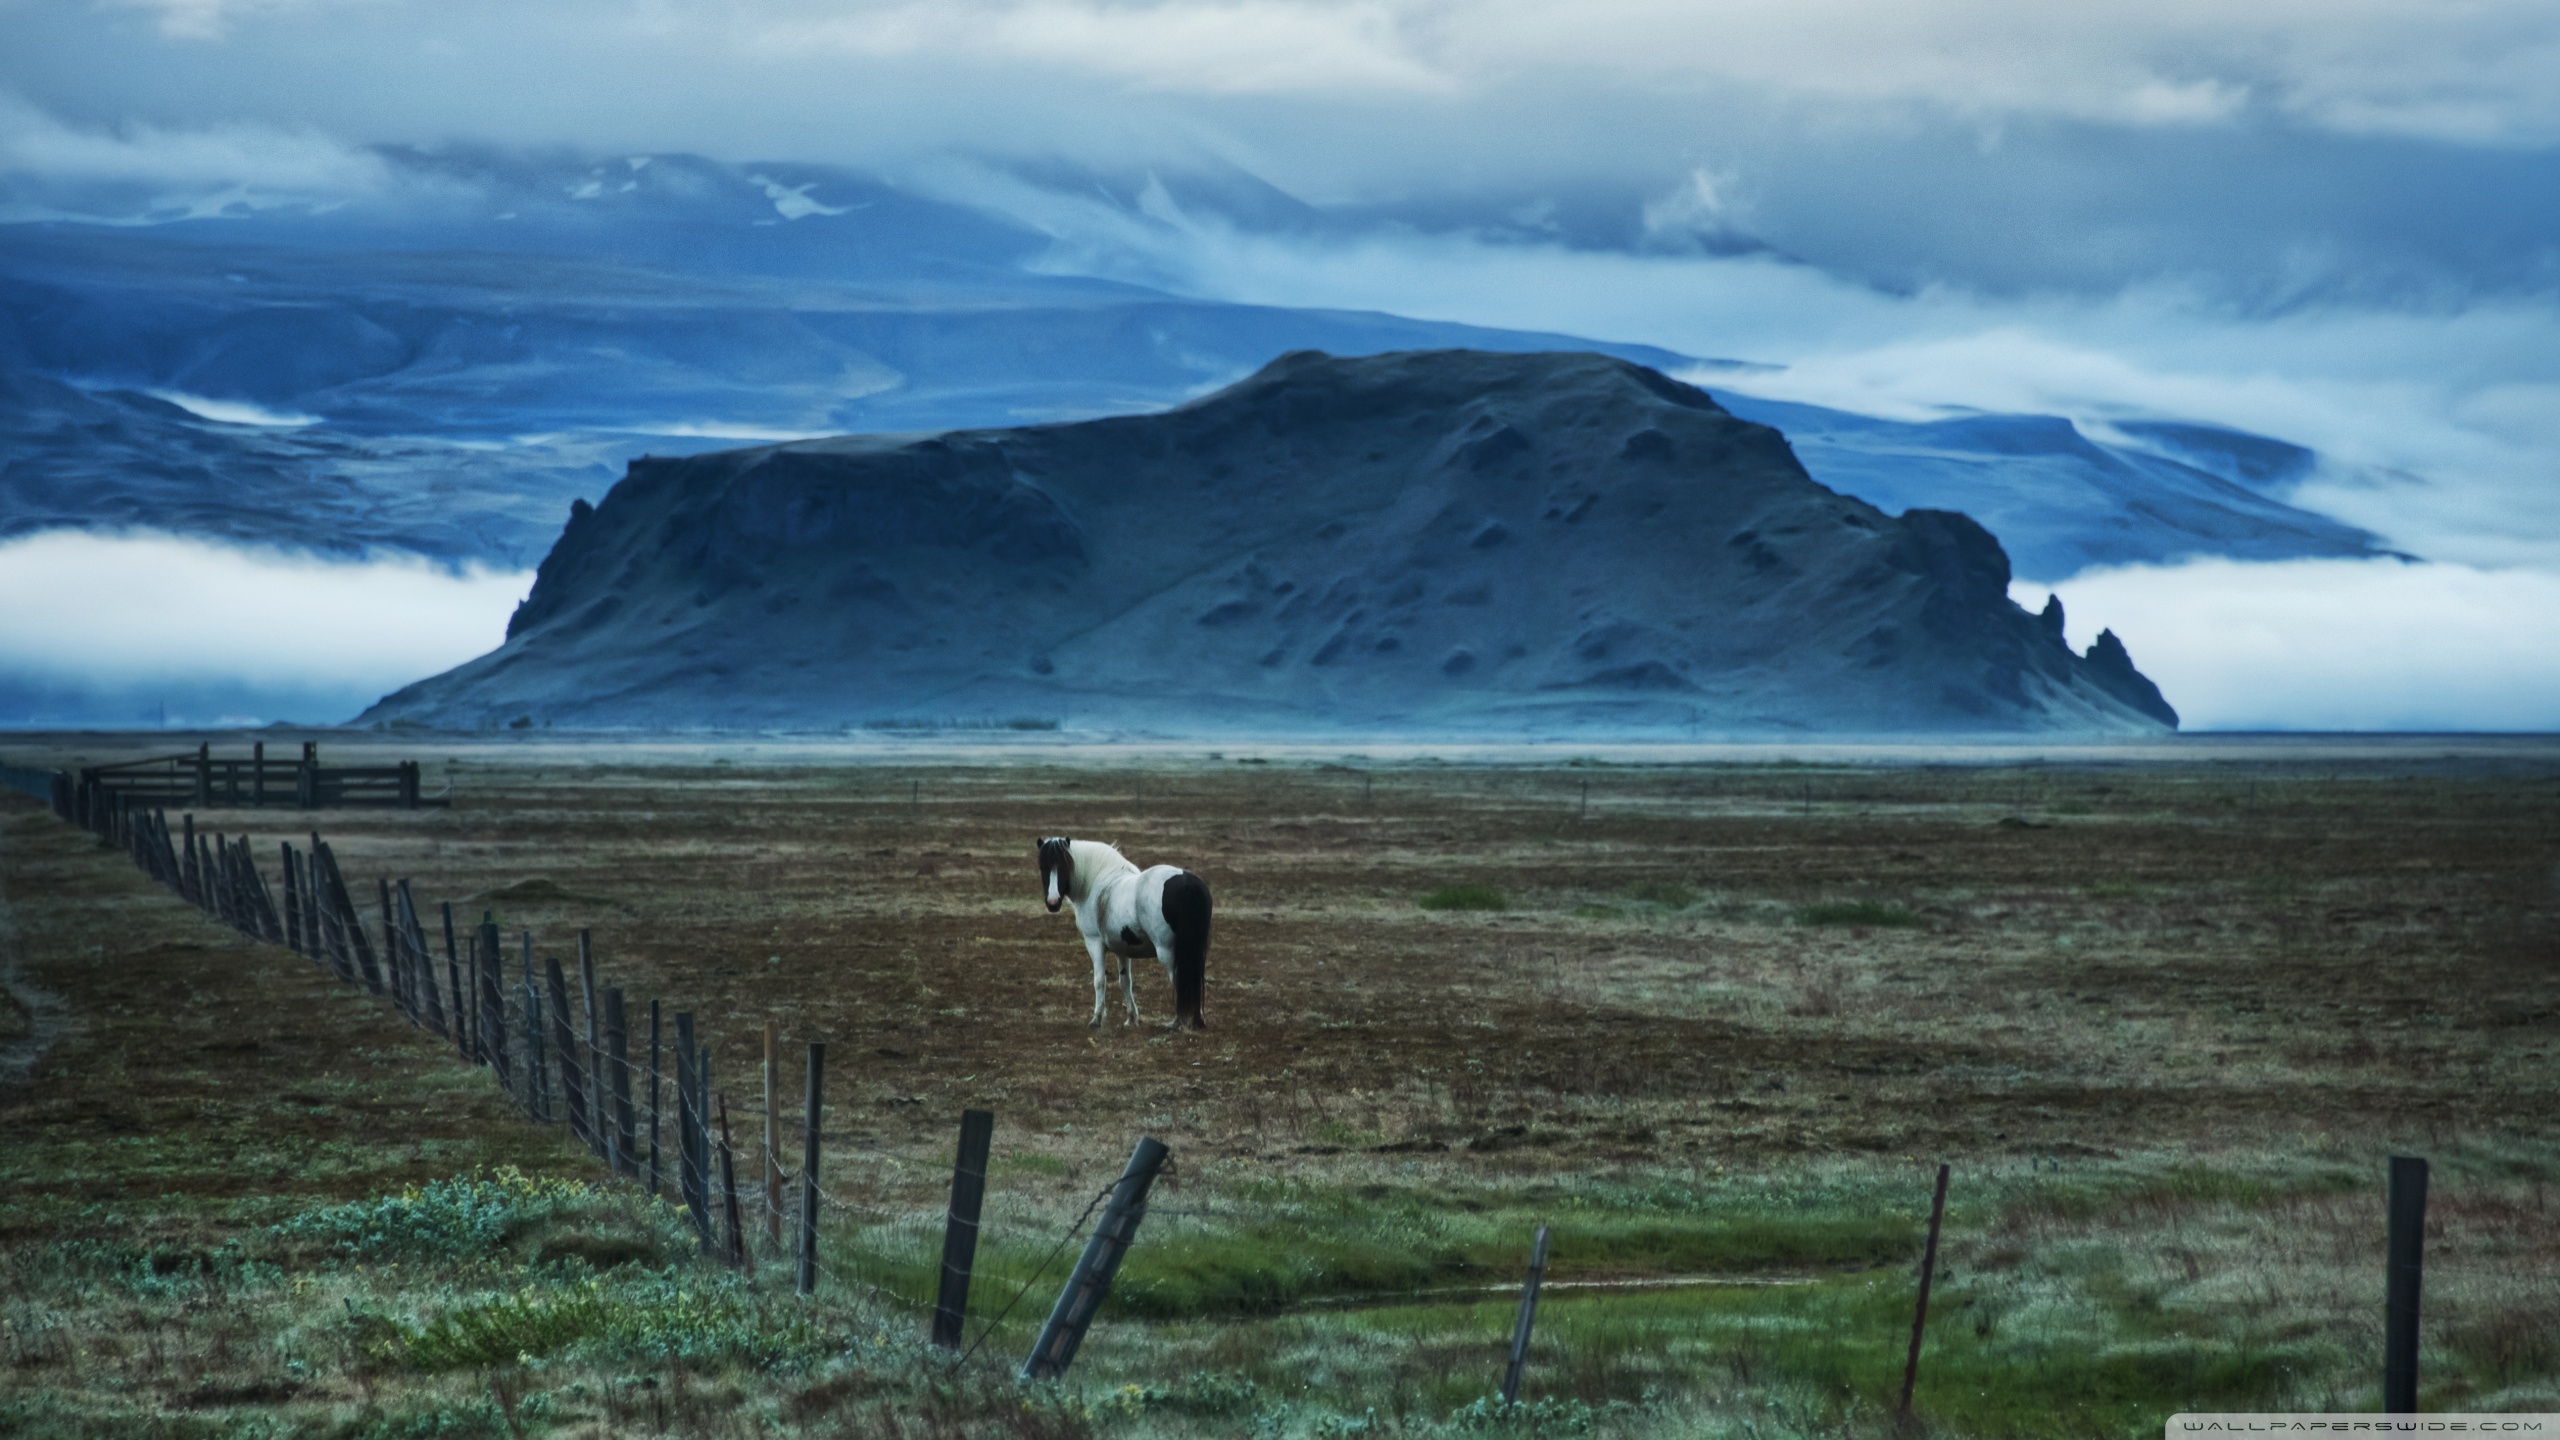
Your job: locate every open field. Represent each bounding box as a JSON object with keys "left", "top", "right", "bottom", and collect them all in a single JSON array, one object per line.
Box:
[{"left": 4, "top": 733, "right": 2558, "bottom": 1438}]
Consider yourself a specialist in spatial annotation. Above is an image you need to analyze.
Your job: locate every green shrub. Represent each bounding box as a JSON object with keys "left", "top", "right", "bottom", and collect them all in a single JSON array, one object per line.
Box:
[
  {"left": 280, "top": 1167, "right": 594, "bottom": 1261},
  {"left": 1794, "top": 900, "right": 1920, "bottom": 928},
  {"left": 1419, "top": 884, "right": 1509, "bottom": 912}
]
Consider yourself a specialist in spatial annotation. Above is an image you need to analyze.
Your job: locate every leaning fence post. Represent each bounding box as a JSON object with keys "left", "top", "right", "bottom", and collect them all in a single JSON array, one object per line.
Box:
[
  {"left": 933, "top": 1108, "right": 997, "bottom": 1349},
  {"left": 799, "top": 1041, "right": 825, "bottom": 1297},
  {"left": 2385, "top": 1155, "right": 2429, "bottom": 1413},
  {"left": 1899, "top": 1163, "right": 1952, "bottom": 1417},
  {"left": 1022, "top": 1135, "right": 1170, "bottom": 1381},
  {"left": 1501, "top": 1225, "right": 1552, "bottom": 1405}
]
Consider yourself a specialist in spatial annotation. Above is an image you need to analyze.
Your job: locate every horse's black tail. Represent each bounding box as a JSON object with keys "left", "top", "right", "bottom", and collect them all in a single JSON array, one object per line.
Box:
[{"left": 1161, "top": 870, "right": 1212, "bottom": 1030}]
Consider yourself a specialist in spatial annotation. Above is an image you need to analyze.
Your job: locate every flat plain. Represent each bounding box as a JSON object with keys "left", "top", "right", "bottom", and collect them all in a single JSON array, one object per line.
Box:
[{"left": 3, "top": 732, "right": 2556, "bottom": 1439}]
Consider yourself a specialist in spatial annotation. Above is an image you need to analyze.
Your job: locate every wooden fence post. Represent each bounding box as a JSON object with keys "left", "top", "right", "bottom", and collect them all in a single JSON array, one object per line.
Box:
[
  {"left": 247, "top": 840, "right": 285, "bottom": 943},
  {"left": 1022, "top": 1135, "right": 1171, "bottom": 1381},
  {"left": 193, "top": 743, "right": 210, "bottom": 808},
  {"left": 799, "top": 1041, "right": 824, "bottom": 1297},
  {"left": 675, "top": 1012, "right": 709, "bottom": 1251},
  {"left": 443, "top": 902, "right": 468, "bottom": 1059},
  {"left": 933, "top": 1108, "right": 997, "bottom": 1350},
  {"left": 399, "top": 881, "right": 445, "bottom": 1036},
  {"left": 696, "top": 1043, "right": 715, "bottom": 1241},
  {"left": 646, "top": 1000, "right": 663, "bottom": 1196},
  {"left": 605, "top": 989, "right": 636, "bottom": 1178},
  {"left": 578, "top": 931, "right": 605, "bottom": 1159},
  {"left": 1501, "top": 1226, "right": 1552, "bottom": 1405},
  {"left": 717, "top": 1094, "right": 747, "bottom": 1268},
  {"left": 2385, "top": 1156, "right": 2429, "bottom": 1413},
  {"left": 181, "top": 814, "right": 199, "bottom": 905},
  {"left": 521, "top": 976, "right": 548, "bottom": 1121},
  {"left": 1899, "top": 1163, "right": 1952, "bottom": 1417},
  {"left": 378, "top": 878, "right": 412, "bottom": 1023},
  {"left": 319, "top": 843, "right": 380, "bottom": 992},
  {"left": 763, "top": 1023, "right": 783, "bottom": 1253},
  {"left": 546, "top": 955, "right": 589, "bottom": 1146},
  {"left": 476, "top": 913, "right": 510, "bottom": 1085},
  {"left": 280, "top": 844, "right": 303, "bottom": 956}
]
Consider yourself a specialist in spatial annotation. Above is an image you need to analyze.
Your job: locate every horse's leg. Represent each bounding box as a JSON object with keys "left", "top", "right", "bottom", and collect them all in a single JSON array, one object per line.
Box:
[
  {"left": 1147, "top": 920, "right": 1182, "bottom": 1028},
  {"left": 1085, "top": 935, "right": 1110, "bottom": 1027},
  {"left": 1120, "top": 951, "right": 1141, "bottom": 1025}
]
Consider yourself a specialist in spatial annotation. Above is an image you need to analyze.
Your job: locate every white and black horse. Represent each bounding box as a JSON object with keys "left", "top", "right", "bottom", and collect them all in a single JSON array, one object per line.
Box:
[{"left": 1036, "top": 836, "right": 1212, "bottom": 1029}]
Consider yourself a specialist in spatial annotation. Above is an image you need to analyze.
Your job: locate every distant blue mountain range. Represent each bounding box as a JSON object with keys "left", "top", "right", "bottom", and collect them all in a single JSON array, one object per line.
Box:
[{"left": 0, "top": 149, "right": 2392, "bottom": 724}]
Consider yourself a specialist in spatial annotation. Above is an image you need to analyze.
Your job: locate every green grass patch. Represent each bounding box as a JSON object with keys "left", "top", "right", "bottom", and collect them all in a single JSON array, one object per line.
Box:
[
  {"left": 1623, "top": 880, "right": 1699, "bottom": 908},
  {"left": 1794, "top": 900, "right": 1920, "bottom": 928},
  {"left": 1419, "top": 884, "right": 1509, "bottom": 912}
]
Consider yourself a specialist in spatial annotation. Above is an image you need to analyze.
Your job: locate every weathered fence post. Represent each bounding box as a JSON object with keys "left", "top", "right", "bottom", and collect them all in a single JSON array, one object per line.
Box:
[
  {"left": 1022, "top": 1135, "right": 1170, "bottom": 1381},
  {"left": 399, "top": 881, "right": 445, "bottom": 1036},
  {"left": 378, "top": 878, "right": 412, "bottom": 1022},
  {"left": 1501, "top": 1226, "right": 1552, "bottom": 1405},
  {"left": 933, "top": 1108, "right": 997, "bottom": 1349},
  {"left": 798, "top": 1042, "right": 825, "bottom": 1297},
  {"left": 605, "top": 988, "right": 636, "bottom": 1178},
  {"left": 763, "top": 1022, "right": 783, "bottom": 1253},
  {"left": 476, "top": 913, "right": 510, "bottom": 1085},
  {"left": 280, "top": 845, "right": 304, "bottom": 955},
  {"left": 646, "top": 999, "right": 664, "bottom": 1196},
  {"left": 717, "top": 1094, "right": 747, "bottom": 1268},
  {"left": 546, "top": 955, "right": 589, "bottom": 1146},
  {"left": 521, "top": 976, "right": 549, "bottom": 1121},
  {"left": 181, "top": 813, "right": 199, "bottom": 906},
  {"left": 674, "top": 1012, "right": 709, "bottom": 1251},
  {"left": 578, "top": 930, "right": 605, "bottom": 1159},
  {"left": 320, "top": 844, "right": 379, "bottom": 992},
  {"left": 443, "top": 902, "right": 468, "bottom": 1059},
  {"left": 1899, "top": 1163, "right": 1952, "bottom": 1417},
  {"left": 2385, "top": 1155, "right": 2429, "bottom": 1413},
  {"left": 193, "top": 743, "right": 210, "bottom": 808}
]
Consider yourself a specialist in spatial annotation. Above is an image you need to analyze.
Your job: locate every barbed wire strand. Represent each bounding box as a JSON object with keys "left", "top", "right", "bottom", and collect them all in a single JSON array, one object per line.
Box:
[{"left": 958, "top": 1180, "right": 1115, "bottom": 1369}]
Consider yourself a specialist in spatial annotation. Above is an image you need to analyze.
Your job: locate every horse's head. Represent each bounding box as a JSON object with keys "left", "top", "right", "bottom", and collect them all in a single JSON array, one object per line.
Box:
[{"left": 1036, "top": 836, "right": 1074, "bottom": 912}]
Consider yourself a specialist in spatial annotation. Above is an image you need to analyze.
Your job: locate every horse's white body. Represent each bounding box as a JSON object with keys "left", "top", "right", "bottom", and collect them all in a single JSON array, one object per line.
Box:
[{"left": 1043, "top": 838, "right": 1196, "bottom": 1027}]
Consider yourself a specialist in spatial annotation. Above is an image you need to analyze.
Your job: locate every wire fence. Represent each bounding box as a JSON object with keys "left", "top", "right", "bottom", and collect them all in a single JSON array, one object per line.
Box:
[{"left": 24, "top": 782, "right": 1208, "bottom": 1381}]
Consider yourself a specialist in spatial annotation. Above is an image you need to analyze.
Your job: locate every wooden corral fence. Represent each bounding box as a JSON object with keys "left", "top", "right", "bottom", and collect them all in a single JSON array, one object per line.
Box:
[
  {"left": 7, "top": 743, "right": 436, "bottom": 829},
  {"left": 0, "top": 774, "right": 2448, "bottom": 1411}
]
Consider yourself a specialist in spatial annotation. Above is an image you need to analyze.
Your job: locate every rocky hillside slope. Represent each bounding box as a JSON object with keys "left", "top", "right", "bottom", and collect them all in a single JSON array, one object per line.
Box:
[{"left": 362, "top": 350, "right": 2179, "bottom": 734}]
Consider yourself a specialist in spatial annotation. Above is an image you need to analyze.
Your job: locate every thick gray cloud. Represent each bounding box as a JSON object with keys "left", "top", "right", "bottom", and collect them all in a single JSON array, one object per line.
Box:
[{"left": 7, "top": 1, "right": 2557, "bottom": 303}]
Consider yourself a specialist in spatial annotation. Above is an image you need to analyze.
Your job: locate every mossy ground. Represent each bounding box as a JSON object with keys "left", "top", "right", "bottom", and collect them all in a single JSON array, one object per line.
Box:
[{"left": 3, "top": 740, "right": 2556, "bottom": 1436}]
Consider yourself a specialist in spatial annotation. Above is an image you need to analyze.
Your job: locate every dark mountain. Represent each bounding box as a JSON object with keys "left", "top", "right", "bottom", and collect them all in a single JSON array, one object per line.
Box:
[{"left": 362, "top": 351, "right": 2179, "bottom": 735}]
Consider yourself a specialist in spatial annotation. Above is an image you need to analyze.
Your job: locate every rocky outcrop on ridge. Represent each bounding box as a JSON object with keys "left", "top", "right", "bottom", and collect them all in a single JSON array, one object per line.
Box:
[{"left": 362, "top": 350, "right": 2180, "bottom": 734}]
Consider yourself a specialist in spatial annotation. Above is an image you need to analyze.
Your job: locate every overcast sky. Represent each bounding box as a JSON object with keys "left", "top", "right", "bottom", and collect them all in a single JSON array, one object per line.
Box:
[{"left": 4, "top": 1, "right": 2556, "bottom": 727}]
